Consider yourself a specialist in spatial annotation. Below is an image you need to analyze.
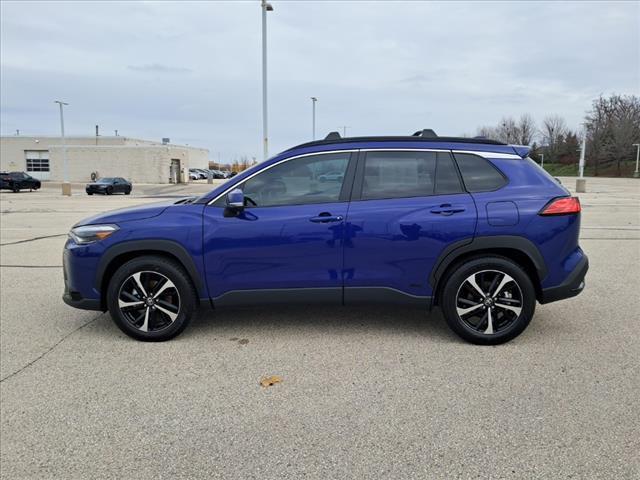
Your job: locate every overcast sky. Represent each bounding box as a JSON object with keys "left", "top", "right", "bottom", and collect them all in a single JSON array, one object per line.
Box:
[{"left": 1, "top": 0, "right": 638, "bottom": 161}]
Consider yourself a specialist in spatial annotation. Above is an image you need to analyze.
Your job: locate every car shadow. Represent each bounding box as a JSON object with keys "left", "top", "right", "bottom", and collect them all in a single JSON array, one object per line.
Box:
[{"left": 185, "top": 304, "right": 460, "bottom": 344}]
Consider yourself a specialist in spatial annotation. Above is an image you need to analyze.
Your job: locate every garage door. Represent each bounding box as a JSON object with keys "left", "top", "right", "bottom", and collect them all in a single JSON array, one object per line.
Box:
[{"left": 25, "top": 150, "right": 50, "bottom": 181}]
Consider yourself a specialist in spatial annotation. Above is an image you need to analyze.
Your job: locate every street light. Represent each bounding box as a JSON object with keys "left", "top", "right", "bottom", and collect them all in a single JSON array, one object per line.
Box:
[
  {"left": 311, "top": 97, "right": 317, "bottom": 140},
  {"left": 261, "top": 0, "right": 274, "bottom": 161},
  {"left": 338, "top": 126, "right": 349, "bottom": 137},
  {"left": 54, "top": 100, "right": 70, "bottom": 196},
  {"left": 633, "top": 144, "right": 640, "bottom": 178},
  {"left": 539, "top": 153, "right": 544, "bottom": 167}
]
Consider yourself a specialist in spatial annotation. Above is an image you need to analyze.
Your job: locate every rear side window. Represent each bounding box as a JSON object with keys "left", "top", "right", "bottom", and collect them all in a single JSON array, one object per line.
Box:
[
  {"left": 453, "top": 153, "right": 506, "bottom": 192},
  {"left": 360, "top": 151, "right": 463, "bottom": 200}
]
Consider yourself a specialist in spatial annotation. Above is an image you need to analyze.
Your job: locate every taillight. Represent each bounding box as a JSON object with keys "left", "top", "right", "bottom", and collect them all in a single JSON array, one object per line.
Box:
[{"left": 539, "top": 196, "right": 581, "bottom": 216}]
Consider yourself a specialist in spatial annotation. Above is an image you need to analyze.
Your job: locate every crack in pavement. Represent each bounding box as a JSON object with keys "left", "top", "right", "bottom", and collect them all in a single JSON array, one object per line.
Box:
[
  {"left": 0, "top": 313, "right": 104, "bottom": 384},
  {"left": 0, "top": 265, "right": 61, "bottom": 268},
  {"left": 0, "top": 234, "right": 67, "bottom": 246}
]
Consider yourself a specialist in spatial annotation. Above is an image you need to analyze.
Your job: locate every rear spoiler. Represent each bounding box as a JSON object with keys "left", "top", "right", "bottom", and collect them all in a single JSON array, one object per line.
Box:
[{"left": 511, "top": 145, "right": 531, "bottom": 158}]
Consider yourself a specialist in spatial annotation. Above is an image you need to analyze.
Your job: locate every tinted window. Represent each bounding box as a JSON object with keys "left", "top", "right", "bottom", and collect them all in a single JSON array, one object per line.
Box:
[
  {"left": 238, "top": 152, "right": 350, "bottom": 207},
  {"left": 435, "top": 152, "right": 464, "bottom": 194},
  {"left": 362, "top": 151, "right": 436, "bottom": 200},
  {"left": 454, "top": 153, "right": 506, "bottom": 192}
]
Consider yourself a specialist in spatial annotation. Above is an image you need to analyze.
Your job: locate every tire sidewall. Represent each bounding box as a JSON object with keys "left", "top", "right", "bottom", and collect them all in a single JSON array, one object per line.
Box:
[
  {"left": 441, "top": 256, "right": 536, "bottom": 345},
  {"left": 106, "top": 257, "right": 196, "bottom": 341}
]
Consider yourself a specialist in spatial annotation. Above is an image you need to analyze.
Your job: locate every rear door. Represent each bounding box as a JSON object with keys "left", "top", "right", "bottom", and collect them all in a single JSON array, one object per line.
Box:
[{"left": 343, "top": 150, "right": 477, "bottom": 302}]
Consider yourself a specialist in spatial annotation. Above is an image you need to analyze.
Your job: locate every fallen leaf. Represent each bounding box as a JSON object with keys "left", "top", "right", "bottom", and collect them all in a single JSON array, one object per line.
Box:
[{"left": 260, "top": 375, "right": 282, "bottom": 388}]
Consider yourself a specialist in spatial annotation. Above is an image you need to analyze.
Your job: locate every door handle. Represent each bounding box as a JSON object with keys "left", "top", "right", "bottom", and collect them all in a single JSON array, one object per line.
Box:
[
  {"left": 430, "top": 204, "right": 465, "bottom": 215},
  {"left": 309, "top": 212, "right": 344, "bottom": 223}
]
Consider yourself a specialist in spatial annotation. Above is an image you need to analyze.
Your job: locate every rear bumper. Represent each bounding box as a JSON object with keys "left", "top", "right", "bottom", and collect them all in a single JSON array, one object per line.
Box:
[{"left": 539, "top": 255, "right": 588, "bottom": 304}]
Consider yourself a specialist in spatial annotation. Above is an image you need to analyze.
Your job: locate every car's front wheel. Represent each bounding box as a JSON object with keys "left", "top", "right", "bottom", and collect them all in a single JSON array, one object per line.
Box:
[
  {"left": 440, "top": 256, "right": 536, "bottom": 345},
  {"left": 106, "top": 256, "right": 197, "bottom": 341}
]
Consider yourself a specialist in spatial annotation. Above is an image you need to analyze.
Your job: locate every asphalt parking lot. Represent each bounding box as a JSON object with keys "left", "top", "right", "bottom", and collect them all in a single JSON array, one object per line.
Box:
[{"left": 1, "top": 178, "right": 638, "bottom": 479}]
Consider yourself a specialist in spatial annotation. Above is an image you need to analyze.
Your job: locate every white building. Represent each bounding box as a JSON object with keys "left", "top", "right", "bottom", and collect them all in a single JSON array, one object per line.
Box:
[{"left": 0, "top": 136, "right": 209, "bottom": 184}]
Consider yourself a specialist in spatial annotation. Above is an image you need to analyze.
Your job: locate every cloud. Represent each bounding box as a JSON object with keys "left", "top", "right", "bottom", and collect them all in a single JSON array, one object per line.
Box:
[
  {"left": 1, "top": 0, "right": 638, "bottom": 160},
  {"left": 126, "top": 63, "right": 192, "bottom": 74}
]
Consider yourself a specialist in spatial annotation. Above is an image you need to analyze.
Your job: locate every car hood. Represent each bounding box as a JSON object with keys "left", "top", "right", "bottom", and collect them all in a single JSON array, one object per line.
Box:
[{"left": 74, "top": 199, "right": 180, "bottom": 226}]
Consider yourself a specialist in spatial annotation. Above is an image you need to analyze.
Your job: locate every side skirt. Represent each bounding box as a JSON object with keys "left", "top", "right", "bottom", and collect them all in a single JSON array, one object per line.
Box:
[{"left": 211, "top": 287, "right": 432, "bottom": 309}]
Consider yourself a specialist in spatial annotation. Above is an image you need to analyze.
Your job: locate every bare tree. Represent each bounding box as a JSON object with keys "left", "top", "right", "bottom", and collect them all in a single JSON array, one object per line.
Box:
[
  {"left": 540, "top": 115, "right": 568, "bottom": 162},
  {"left": 517, "top": 113, "right": 536, "bottom": 145},
  {"left": 585, "top": 94, "right": 640, "bottom": 175}
]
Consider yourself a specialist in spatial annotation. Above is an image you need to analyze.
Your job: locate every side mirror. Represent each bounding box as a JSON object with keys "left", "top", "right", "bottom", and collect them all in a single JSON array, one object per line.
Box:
[{"left": 227, "top": 188, "right": 245, "bottom": 208}]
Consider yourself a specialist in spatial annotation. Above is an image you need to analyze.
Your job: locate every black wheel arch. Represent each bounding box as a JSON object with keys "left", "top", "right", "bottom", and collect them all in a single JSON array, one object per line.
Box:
[
  {"left": 96, "top": 240, "right": 206, "bottom": 309},
  {"left": 430, "top": 235, "right": 547, "bottom": 305}
]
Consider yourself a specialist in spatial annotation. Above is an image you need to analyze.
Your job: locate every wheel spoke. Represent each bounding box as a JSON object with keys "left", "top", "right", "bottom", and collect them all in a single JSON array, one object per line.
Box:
[
  {"left": 491, "top": 273, "right": 515, "bottom": 298},
  {"left": 139, "top": 307, "right": 150, "bottom": 332},
  {"left": 466, "top": 273, "right": 486, "bottom": 299},
  {"left": 118, "top": 299, "right": 144, "bottom": 309},
  {"left": 153, "top": 278, "right": 176, "bottom": 299},
  {"left": 155, "top": 304, "right": 178, "bottom": 322},
  {"left": 456, "top": 303, "right": 484, "bottom": 317},
  {"left": 132, "top": 272, "right": 148, "bottom": 297},
  {"left": 484, "top": 307, "right": 494, "bottom": 334},
  {"left": 495, "top": 302, "right": 522, "bottom": 316}
]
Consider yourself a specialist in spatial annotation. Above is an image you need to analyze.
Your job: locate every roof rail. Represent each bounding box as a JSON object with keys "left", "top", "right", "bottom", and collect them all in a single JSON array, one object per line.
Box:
[{"left": 412, "top": 129, "right": 438, "bottom": 138}]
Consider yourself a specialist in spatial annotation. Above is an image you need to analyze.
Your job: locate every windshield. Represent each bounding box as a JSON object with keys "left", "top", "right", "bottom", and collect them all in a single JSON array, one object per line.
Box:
[{"left": 96, "top": 178, "right": 114, "bottom": 183}]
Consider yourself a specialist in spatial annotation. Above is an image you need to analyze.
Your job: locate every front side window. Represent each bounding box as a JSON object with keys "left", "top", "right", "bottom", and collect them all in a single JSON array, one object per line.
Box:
[
  {"left": 238, "top": 152, "right": 350, "bottom": 207},
  {"left": 454, "top": 153, "right": 506, "bottom": 192}
]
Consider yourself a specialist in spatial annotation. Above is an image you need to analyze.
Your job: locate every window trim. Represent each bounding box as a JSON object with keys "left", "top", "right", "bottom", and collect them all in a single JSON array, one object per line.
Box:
[
  {"left": 351, "top": 149, "right": 466, "bottom": 202},
  {"left": 207, "top": 150, "right": 358, "bottom": 207}
]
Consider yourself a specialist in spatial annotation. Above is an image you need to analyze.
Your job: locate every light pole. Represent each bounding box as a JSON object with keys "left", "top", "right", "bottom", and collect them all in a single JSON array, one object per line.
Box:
[
  {"left": 261, "top": 0, "right": 273, "bottom": 161},
  {"left": 338, "top": 126, "right": 349, "bottom": 137},
  {"left": 633, "top": 144, "right": 640, "bottom": 178},
  {"left": 311, "top": 97, "right": 317, "bottom": 140},
  {"left": 54, "top": 100, "right": 70, "bottom": 196},
  {"left": 539, "top": 153, "right": 544, "bottom": 168},
  {"left": 576, "top": 129, "right": 587, "bottom": 193}
]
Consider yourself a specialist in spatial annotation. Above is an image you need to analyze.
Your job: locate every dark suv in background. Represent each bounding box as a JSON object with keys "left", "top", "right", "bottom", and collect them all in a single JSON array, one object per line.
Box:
[
  {"left": 0, "top": 171, "right": 41, "bottom": 192},
  {"left": 63, "top": 130, "right": 588, "bottom": 344}
]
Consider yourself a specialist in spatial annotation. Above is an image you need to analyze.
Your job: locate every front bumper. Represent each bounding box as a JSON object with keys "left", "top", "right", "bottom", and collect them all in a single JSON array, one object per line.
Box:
[
  {"left": 539, "top": 255, "right": 589, "bottom": 304},
  {"left": 62, "top": 245, "right": 104, "bottom": 311}
]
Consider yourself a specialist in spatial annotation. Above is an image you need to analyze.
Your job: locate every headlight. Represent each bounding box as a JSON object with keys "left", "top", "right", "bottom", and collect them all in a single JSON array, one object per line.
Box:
[{"left": 69, "top": 224, "right": 119, "bottom": 244}]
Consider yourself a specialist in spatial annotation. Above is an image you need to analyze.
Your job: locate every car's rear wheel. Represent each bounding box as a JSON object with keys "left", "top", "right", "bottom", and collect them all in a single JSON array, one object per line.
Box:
[
  {"left": 125, "top": 188, "right": 131, "bottom": 195},
  {"left": 87, "top": 192, "right": 93, "bottom": 195},
  {"left": 106, "top": 256, "right": 197, "bottom": 341},
  {"left": 440, "top": 256, "right": 535, "bottom": 345},
  {"left": 12, "top": 185, "right": 19, "bottom": 193}
]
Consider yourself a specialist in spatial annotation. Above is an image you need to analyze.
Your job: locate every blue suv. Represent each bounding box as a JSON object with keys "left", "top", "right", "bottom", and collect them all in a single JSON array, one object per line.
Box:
[{"left": 63, "top": 130, "right": 588, "bottom": 344}]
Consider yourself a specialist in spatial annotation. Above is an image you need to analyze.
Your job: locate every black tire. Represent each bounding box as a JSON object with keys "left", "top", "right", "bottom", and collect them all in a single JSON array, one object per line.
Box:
[
  {"left": 440, "top": 255, "right": 536, "bottom": 345},
  {"left": 106, "top": 255, "right": 197, "bottom": 341},
  {"left": 12, "top": 185, "right": 19, "bottom": 193},
  {"left": 87, "top": 192, "right": 93, "bottom": 195},
  {"left": 125, "top": 188, "right": 131, "bottom": 195},
  {"left": 106, "top": 186, "right": 113, "bottom": 195}
]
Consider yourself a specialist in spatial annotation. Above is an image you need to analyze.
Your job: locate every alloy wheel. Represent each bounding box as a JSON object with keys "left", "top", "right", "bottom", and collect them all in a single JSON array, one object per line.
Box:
[
  {"left": 455, "top": 269, "right": 523, "bottom": 335},
  {"left": 117, "top": 271, "right": 180, "bottom": 332}
]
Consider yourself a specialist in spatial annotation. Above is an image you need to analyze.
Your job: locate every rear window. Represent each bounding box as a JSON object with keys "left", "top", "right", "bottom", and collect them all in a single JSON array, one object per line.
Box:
[{"left": 453, "top": 153, "right": 506, "bottom": 192}]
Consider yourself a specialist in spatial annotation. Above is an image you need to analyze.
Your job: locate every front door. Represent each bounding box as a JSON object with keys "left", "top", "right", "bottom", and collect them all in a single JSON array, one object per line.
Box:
[
  {"left": 343, "top": 150, "right": 477, "bottom": 302},
  {"left": 203, "top": 151, "right": 355, "bottom": 305}
]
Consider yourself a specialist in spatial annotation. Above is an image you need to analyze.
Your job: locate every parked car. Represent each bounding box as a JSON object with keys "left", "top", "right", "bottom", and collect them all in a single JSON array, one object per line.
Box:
[
  {"left": 86, "top": 177, "right": 132, "bottom": 195},
  {"left": 318, "top": 171, "right": 344, "bottom": 183},
  {"left": 0, "top": 171, "right": 41, "bottom": 192},
  {"left": 189, "top": 168, "right": 206, "bottom": 180},
  {"left": 188, "top": 170, "right": 200, "bottom": 181},
  {"left": 63, "top": 130, "right": 588, "bottom": 344}
]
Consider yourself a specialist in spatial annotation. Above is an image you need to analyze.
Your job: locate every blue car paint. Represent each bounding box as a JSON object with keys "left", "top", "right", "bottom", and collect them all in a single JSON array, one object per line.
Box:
[{"left": 63, "top": 139, "right": 586, "bottom": 309}]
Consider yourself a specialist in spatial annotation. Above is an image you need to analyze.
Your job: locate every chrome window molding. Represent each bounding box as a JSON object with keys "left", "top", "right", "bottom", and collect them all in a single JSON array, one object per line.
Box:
[{"left": 207, "top": 149, "right": 357, "bottom": 205}]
